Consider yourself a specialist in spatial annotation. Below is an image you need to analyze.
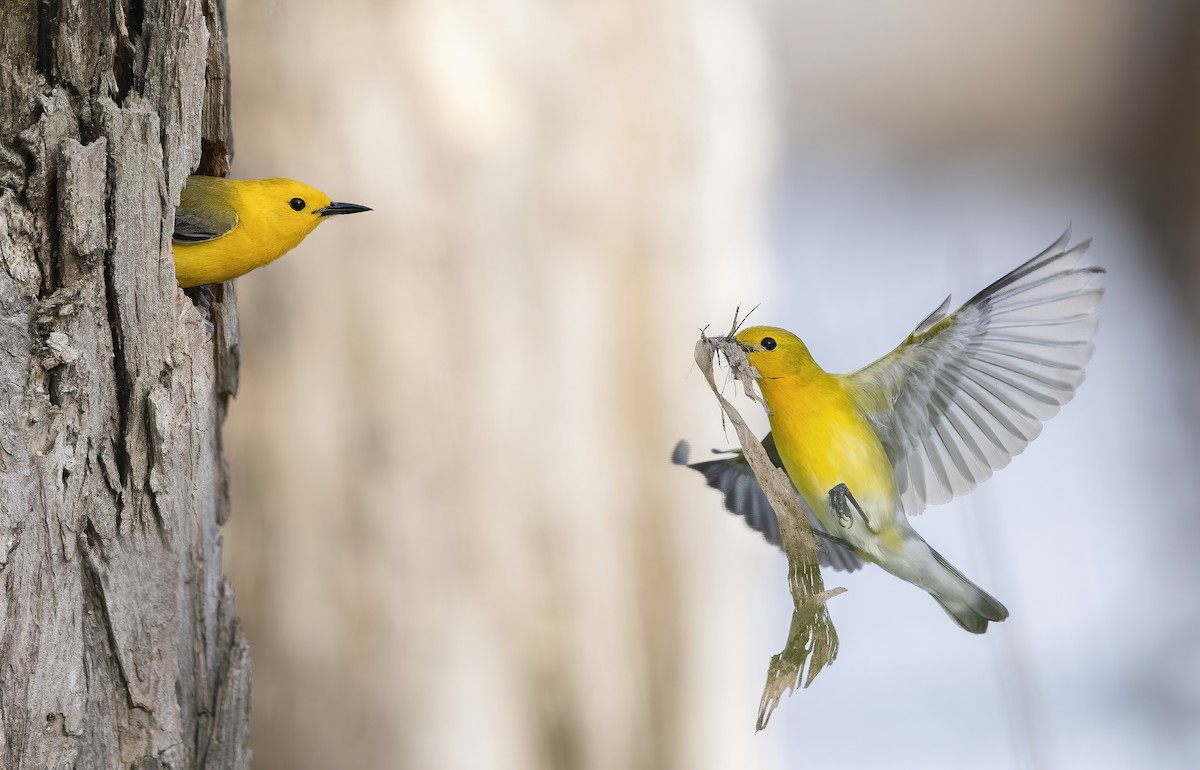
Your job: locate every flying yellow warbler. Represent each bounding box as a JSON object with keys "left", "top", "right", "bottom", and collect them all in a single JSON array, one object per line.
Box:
[
  {"left": 172, "top": 176, "right": 371, "bottom": 287},
  {"left": 676, "top": 232, "right": 1104, "bottom": 632}
]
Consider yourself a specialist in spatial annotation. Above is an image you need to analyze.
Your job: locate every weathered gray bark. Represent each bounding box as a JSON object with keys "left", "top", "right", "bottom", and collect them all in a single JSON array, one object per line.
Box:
[{"left": 0, "top": 1, "right": 249, "bottom": 767}]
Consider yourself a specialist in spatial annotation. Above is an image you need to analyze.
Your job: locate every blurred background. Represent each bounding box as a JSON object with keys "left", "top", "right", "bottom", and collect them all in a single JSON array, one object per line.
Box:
[{"left": 221, "top": 1, "right": 1200, "bottom": 767}]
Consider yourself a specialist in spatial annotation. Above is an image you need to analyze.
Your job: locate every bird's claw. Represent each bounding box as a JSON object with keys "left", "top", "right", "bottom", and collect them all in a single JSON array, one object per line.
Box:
[{"left": 829, "top": 482, "right": 878, "bottom": 534}]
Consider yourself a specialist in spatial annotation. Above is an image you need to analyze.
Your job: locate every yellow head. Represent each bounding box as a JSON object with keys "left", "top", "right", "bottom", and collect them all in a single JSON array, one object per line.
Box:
[
  {"left": 234, "top": 178, "right": 372, "bottom": 257},
  {"left": 734, "top": 325, "right": 819, "bottom": 380},
  {"left": 173, "top": 175, "right": 371, "bottom": 287}
]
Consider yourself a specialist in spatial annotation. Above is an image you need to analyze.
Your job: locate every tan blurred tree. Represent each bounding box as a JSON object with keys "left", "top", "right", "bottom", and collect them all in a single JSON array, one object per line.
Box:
[
  {"left": 0, "top": 1, "right": 248, "bottom": 766},
  {"left": 223, "top": 1, "right": 777, "bottom": 768}
]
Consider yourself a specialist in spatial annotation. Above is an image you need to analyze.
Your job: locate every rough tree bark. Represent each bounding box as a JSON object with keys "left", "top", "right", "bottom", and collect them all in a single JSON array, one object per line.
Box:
[{"left": 0, "top": 1, "right": 249, "bottom": 767}]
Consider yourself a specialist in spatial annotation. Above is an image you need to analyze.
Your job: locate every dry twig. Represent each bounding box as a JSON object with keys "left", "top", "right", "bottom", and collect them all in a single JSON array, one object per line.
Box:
[{"left": 693, "top": 324, "right": 845, "bottom": 730}]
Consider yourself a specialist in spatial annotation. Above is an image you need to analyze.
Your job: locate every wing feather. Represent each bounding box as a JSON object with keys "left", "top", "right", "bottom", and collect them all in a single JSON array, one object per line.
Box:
[
  {"left": 846, "top": 232, "right": 1104, "bottom": 515},
  {"left": 672, "top": 440, "right": 863, "bottom": 572},
  {"left": 173, "top": 176, "right": 239, "bottom": 243},
  {"left": 173, "top": 209, "right": 238, "bottom": 243}
]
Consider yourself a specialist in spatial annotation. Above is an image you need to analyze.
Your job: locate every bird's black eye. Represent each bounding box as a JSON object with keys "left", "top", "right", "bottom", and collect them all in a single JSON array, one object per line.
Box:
[
  {"left": 760, "top": 337, "right": 777, "bottom": 351},
  {"left": 289, "top": 197, "right": 306, "bottom": 211}
]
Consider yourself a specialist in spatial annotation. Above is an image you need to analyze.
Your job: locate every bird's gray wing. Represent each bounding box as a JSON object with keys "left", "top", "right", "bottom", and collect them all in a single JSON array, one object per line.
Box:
[
  {"left": 173, "top": 177, "right": 238, "bottom": 243},
  {"left": 673, "top": 438, "right": 863, "bottom": 572},
  {"left": 844, "top": 231, "right": 1105, "bottom": 516},
  {"left": 173, "top": 206, "right": 237, "bottom": 243}
]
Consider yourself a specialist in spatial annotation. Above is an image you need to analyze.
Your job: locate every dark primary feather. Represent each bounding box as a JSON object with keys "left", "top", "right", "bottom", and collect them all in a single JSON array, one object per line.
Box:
[
  {"left": 173, "top": 207, "right": 238, "bottom": 242},
  {"left": 173, "top": 176, "right": 239, "bottom": 243},
  {"left": 673, "top": 439, "right": 863, "bottom": 572}
]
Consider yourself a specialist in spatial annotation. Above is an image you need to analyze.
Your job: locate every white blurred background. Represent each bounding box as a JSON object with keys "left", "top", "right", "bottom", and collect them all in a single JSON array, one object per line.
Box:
[{"left": 221, "top": 1, "right": 1200, "bottom": 767}]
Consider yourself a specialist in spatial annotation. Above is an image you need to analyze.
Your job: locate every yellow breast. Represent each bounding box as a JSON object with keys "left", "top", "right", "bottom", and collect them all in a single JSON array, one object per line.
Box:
[{"left": 763, "top": 373, "right": 899, "bottom": 530}]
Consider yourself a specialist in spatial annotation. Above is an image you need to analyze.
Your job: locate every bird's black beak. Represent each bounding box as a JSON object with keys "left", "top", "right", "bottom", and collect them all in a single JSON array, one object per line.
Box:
[{"left": 315, "top": 201, "right": 372, "bottom": 216}]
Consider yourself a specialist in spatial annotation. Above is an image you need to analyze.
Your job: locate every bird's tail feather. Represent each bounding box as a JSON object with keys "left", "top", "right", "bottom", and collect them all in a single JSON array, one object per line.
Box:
[{"left": 926, "top": 547, "right": 1009, "bottom": 634}]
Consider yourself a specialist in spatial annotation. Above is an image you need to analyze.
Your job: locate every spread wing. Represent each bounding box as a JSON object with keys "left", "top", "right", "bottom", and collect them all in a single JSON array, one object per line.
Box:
[
  {"left": 672, "top": 439, "right": 863, "bottom": 572},
  {"left": 173, "top": 177, "right": 238, "bottom": 243},
  {"left": 844, "top": 231, "right": 1105, "bottom": 515}
]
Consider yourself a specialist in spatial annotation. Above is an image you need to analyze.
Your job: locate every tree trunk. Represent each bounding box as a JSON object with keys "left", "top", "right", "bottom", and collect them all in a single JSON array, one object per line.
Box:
[{"left": 0, "top": 1, "right": 249, "bottom": 767}]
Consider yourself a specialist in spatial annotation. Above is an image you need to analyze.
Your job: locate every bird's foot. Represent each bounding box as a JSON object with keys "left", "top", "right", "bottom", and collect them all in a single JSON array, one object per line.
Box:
[{"left": 829, "top": 483, "right": 878, "bottom": 534}]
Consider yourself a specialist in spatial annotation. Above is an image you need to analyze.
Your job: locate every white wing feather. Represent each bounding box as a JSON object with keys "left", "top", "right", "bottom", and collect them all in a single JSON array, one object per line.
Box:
[{"left": 847, "top": 231, "right": 1105, "bottom": 515}]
